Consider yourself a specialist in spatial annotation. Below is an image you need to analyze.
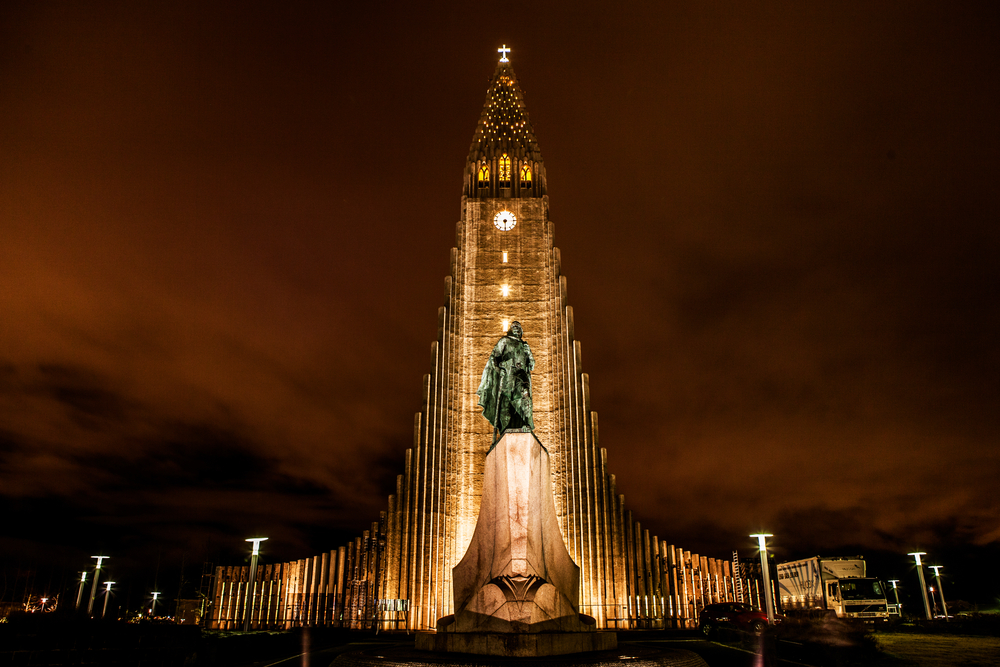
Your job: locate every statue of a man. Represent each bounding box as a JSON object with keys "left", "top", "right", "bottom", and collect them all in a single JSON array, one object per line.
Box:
[{"left": 477, "top": 321, "right": 535, "bottom": 438}]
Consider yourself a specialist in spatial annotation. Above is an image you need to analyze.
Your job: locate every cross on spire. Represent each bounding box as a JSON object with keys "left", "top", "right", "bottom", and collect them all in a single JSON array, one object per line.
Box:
[{"left": 498, "top": 45, "right": 511, "bottom": 63}]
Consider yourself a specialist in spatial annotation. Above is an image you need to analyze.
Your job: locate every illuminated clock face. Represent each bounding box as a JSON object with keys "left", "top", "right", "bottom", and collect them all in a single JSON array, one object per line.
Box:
[{"left": 493, "top": 210, "right": 517, "bottom": 231}]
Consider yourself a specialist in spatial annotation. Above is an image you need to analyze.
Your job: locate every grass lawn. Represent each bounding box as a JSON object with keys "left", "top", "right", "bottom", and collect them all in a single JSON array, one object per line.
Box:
[{"left": 874, "top": 633, "right": 1000, "bottom": 667}]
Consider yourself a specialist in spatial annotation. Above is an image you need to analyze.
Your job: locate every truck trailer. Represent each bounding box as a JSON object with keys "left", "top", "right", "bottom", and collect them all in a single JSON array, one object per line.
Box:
[{"left": 776, "top": 556, "right": 889, "bottom": 622}]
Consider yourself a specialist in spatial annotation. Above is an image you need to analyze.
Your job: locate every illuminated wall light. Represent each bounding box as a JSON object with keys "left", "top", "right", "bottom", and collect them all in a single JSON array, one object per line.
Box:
[
  {"left": 502, "top": 251, "right": 508, "bottom": 263},
  {"left": 502, "top": 319, "right": 509, "bottom": 332},
  {"left": 501, "top": 284, "right": 510, "bottom": 297}
]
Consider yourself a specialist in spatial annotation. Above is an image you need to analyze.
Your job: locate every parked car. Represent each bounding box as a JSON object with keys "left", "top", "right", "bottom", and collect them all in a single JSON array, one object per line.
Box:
[{"left": 699, "top": 602, "right": 783, "bottom": 636}]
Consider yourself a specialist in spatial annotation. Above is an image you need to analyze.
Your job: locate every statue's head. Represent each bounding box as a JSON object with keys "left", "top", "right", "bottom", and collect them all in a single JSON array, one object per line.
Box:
[{"left": 508, "top": 321, "right": 523, "bottom": 339}]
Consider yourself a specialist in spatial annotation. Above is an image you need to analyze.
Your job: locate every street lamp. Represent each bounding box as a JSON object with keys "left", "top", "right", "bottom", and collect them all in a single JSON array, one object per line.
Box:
[
  {"left": 87, "top": 556, "right": 109, "bottom": 616},
  {"left": 150, "top": 591, "right": 161, "bottom": 618},
  {"left": 244, "top": 537, "right": 268, "bottom": 632},
  {"left": 888, "top": 579, "right": 901, "bottom": 614},
  {"left": 75, "top": 571, "right": 87, "bottom": 610},
  {"left": 908, "top": 552, "right": 932, "bottom": 620},
  {"left": 750, "top": 533, "right": 775, "bottom": 624},
  {"left": 101, "top": 581, "right": 116, "bottom": 619},
  {"left": 929, "top": 566, "right": 949, "bottom": 621}
]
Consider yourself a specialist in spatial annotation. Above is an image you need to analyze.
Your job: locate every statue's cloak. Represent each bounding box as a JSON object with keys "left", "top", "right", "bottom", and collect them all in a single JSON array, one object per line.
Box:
[{"left": 477, "top": 334, "right": 535, "bottom": 434}]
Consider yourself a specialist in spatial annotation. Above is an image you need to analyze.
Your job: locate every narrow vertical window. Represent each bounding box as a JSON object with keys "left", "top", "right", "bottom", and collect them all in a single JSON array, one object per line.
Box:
[
  {"left": 501, "top": 284, "right": 510, "bottom": 297},
  {"left": 478, "top": 164, "right": 490, "bottom": 188},
  {"left": 501, "top": 319, "right": 509, "bottom": 332},
  {"left": 499, "top": 154, "right": 511, "bottom": 187},
  {"left": 502, "top": 251, "right": 508, "bottom": 263},
  {"left": 520, "top": 164, "right": 532, "bottom": 187}
]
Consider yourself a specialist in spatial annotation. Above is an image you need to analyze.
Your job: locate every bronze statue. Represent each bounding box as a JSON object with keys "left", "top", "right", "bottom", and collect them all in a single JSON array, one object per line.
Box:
[{"left": 477, "top": 321, "right": 535, "bottom": 440}]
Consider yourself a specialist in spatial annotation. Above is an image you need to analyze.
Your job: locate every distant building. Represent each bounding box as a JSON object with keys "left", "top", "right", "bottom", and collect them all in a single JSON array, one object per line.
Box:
[{"left": 208, "top": 50, "right": 749, "bottom": 632}]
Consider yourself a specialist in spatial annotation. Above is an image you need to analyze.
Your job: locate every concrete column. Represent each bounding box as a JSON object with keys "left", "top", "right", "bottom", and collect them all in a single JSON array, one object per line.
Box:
[
  {"left": 624, "top": 510, "right": 635, "bottom": 624},
  {"left": 385, "top": 482, "right": 401, "bottom": 603},
  {"left": 305, "top": 556, "right": 316, "bottom": 626},
  {"left": 400, "top": 446, "right": 414, "bottom": 628},
  {"left": 594, "top": 426, "right": 611, "bottom": 627},
  {"left": 334, "top": 547, "right": 346, "bottom": 626},
  {"left": 616, "top": 502, "right": 626, "bottom": 626},
  {"left": 327, "top": 551, "right": 338, "bottom": 625},
  {"left": 318, "top": 552, "right": 329, "bottom": 625},
  {"left": 611, "top": 479, "right": 627, "bottom": 628},
  {"left": 209, "top": 566, "right": 224, "bottom": 629},
  {"left": 679, "top": 551, "right": 690, "bottom": 623}
]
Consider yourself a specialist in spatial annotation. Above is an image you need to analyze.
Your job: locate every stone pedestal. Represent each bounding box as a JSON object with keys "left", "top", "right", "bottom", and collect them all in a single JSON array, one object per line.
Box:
[{"left": 415, "top": 432, "right": 616, "bottom": 656}]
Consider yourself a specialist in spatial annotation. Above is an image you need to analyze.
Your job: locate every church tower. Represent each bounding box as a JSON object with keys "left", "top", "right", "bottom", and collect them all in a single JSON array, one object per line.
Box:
[
  {"left": 380, "top": 48, "right": 627, "bottom": 630},
  {"left": 208, "top": 48, "right": 743, "bottom": 634}
]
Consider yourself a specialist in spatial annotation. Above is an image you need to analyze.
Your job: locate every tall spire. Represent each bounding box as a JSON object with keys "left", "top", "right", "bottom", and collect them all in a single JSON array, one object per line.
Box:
[{"left": 464, "top": 48, "right": 546, "bottom": 199}]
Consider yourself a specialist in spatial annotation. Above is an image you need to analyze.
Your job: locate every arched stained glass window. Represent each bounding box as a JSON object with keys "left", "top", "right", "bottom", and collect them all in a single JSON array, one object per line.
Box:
[
  {"left": 478, "top": 164, "right": 490, "bottom": 188},
  {"left": 520, "top": 164, "right": 532, "bottom": 187},
  {"left": 499, "top": 154, "right": 511, "bottom": 187}
]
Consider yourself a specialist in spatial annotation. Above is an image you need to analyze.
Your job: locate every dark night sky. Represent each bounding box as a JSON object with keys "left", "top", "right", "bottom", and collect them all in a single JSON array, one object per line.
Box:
[{"left": 2, "top": 1, "right": 999, "bottom": 605}]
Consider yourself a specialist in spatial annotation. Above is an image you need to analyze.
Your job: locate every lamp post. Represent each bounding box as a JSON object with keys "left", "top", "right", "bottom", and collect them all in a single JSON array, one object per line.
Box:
[
  {"left": 908, "top": 552, "right": 932, "bottom": 620},
  {"left": 87, "top": 556, "right": 109, "bottom": 616},
  {"left": 101, "top": 581, "right": 115, "bottom": 619},
  {"left": 39, "top": 597, "right": 48, "bottom": 612},
  {"left": 150, "top": 591, "right": 161, "bottom": 618},
  {"left": 244, "top": 537, "right": 268, "bottom": 632},
  {"left": 888, "top": 579, "right": 901, "bottom": 614},
  {"left": 75, "top": 571, "right": 87, "bottom": 610},
  {"left": 929, "top": 566, "right": 949, "bottom": 621},
  {"left": 750, "top": 533, "right": 775, "bottom": 624}
]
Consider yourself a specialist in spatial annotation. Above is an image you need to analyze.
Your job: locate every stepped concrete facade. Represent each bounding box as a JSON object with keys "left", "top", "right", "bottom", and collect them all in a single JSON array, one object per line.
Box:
[{"left": 209, "top": 53, "right": 751, "bottom": 633}]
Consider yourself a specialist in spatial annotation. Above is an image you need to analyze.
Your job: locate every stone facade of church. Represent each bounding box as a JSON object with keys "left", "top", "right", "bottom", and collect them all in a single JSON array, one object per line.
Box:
[{"left": 208, "top": 56, "right": 753, "bottom": 632}]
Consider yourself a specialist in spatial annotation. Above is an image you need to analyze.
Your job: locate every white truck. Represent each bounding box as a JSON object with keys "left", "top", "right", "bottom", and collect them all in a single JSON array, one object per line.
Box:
[{"left": 776, "top": 556, "right": 889, "bottom": 622}]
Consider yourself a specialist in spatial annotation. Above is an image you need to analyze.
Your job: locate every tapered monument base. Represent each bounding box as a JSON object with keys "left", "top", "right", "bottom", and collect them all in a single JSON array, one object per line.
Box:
[{"left": 418, "top": 431, "right": 616, "bottom": 657}]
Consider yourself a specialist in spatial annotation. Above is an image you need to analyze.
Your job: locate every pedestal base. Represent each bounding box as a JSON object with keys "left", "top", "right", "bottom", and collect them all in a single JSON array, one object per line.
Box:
[
  {"left": 446, "top": 433, "right": 585, "bottom": 634},
  {"left": 414, "top": 630, "right": 618, "bottom": 657},
  {"left": 422, "top": 431, "right": 615, "bottom": 657}
]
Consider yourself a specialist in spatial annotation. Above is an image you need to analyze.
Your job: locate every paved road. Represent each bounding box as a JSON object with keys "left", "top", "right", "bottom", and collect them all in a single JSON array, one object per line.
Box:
[
  {"left": 625, "top": 636, "right": 811, "bottom": 667},
  {"left": 623, "top": 638, "right": 751, "bottom": 666},
  {"left": 242, "top": 639, "right": 797, "bottom": 667},
  {"left": 244, "top": 633, "right": 819, "bottom": 667},
  {"left": 243, "top": 638, "right": 399, "bottom": 667}
]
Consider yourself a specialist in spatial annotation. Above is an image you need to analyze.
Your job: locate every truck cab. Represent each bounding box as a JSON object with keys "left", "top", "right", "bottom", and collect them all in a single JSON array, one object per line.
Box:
[{"left": 830, "top": 577, "right": 889, "bottom": 620}]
